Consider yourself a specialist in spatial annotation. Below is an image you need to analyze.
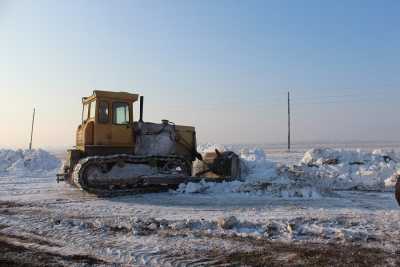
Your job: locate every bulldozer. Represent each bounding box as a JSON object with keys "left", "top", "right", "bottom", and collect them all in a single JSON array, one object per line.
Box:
[{"left": 57, "top": 90, "right": 241, "bottom": 195}]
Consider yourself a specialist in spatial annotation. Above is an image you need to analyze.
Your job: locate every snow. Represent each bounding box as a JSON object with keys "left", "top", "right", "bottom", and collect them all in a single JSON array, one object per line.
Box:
[
  {"left": 176, "top": 180, "right": 243, "bottom": 194},
  {"left": 177, "top": 146, "right": 400, "bottom": 200},
  {"left": 0, "top": 144, "right": 399, "bottom": 265},
  {"left": 1, "top": 146, "right": 398, "bottom": 194},
  {"left": 239, "top": 147, "right": 278, "bottom": 182},
  {"left": 297, "top": 148, "right": 400, "bottom": 191},
  {"left": 0, "top": 149, "right": 60, "bottom": 177},
  {"left": 197, "top": 143, "right": 227, "bottom": 153},
  {"left": 177, "top": 147, "right": 324, "bottom": 199}
]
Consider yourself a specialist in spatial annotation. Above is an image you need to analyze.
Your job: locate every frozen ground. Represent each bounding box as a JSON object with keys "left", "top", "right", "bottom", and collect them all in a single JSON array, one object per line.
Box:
[{"left": 0, "top": 144, "right": 399, "bottom": 266}]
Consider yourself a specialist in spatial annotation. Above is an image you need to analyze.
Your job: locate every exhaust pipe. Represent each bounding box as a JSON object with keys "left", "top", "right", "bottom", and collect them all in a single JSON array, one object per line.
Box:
[{"left": 139, "top": 96, "right": 144, "bottom": 122}]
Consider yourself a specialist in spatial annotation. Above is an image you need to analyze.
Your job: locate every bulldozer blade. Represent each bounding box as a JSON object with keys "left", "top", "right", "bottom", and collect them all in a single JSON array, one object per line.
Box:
[{"left": 193, "top": 150, "right": 241, "bottom": 180}]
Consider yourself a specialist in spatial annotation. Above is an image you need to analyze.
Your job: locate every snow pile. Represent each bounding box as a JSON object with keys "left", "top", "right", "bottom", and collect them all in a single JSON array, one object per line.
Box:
[
  {"left": 240, "top": 147, "right": 266, "bottom": 162},
  {"left": 197, "top": 143, "right": 228, "bottom": 154},
  {"left": 298, "top": 148, "right": 400, "bottom": 191},
  {"left": 184, "top": 145, "right": 400, "bottom": 195},
  {"left": 239, "top": 148, "right": 278, "bottom": 182},
  {"left": 176, "top": 179, "right": 323, "bottom": 199},
  {"left": 176, "top": 180, "right": 243, "bottom": 194},
  {"left": 179, "top": 147, "right": 324, "bottom": 198},
  {"left": 56, "top": 213, "right": 396, "bottom": 247},
  {"left": 0, "top": 149, "right": 60, "bottom": 176}
]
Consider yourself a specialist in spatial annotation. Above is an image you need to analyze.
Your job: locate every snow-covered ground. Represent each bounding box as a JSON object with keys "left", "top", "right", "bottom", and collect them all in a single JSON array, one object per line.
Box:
[{"left": 0, "top": 145, "right": 399, "bottom": 266}]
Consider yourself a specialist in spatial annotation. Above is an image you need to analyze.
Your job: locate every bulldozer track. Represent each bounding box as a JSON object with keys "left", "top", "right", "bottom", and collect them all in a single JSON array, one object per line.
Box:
[{"left": 72, "top": 154, "right": 191, "bottom": 196}]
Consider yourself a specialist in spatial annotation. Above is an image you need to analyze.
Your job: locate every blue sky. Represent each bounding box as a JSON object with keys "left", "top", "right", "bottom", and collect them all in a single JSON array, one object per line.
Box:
[{"left": 0, "top": 0, "right": 399, "bottom": 148}]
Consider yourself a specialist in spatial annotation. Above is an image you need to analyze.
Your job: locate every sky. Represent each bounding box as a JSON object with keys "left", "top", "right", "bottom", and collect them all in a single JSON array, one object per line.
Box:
[{"left": 0, "top": 0, "right": 399, "bottom": 149}]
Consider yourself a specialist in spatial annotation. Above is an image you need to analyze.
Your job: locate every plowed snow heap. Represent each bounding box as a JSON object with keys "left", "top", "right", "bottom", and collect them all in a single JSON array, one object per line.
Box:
[
  {"left": 298, "top": 148, "right": 399, "bottom": 191},
  {"left": 0, "top": 149, "right": 60, "bottom": 176}
]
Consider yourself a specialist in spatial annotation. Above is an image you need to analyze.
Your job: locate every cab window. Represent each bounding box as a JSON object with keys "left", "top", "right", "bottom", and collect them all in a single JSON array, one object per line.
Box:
[
  {"left": 113, "top": 102, "right": 130, "bottom": 124},
  {"left": 82, "top": 103, "right": 89, "bottom": 122},
  {"left": 98, "top": 101, "right": 109, "bottom": 123},
  {"left": 89, "top": 100, "right": 96, "bottom": 119}
]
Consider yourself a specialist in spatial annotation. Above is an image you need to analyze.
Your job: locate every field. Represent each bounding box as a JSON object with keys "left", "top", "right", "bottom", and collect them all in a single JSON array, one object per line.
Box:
[{"left": 0, "top": 143, "right": 399, "bottom": 266}]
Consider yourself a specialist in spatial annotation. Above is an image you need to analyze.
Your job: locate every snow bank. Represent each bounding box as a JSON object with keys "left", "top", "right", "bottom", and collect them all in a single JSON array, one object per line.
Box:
[
  {"left": 58, "top": 213, "right": 393, "bottom": 246},
  {"left": 239, "top": 148, "right": 278, "bottom": 182},
  {"left": 0, "top": 149, "right": 61, "bottom": 176},
  {"left": 237, "top": 148, "right": 321, "bottom": 198},
  {"left": 186, "top": 145, "right": 400, "bottom": 196},
  {"left": 178, "top": 146, "right": 324, "bottom": 198},
  {"left": 298, "top": 148, "right": 400, "bottom": 191},
  {"left": 197, "top": 143, "right": 228, "bottom": 154},
  {"left": 176, "top": 179, "right": 323, "bottom": 199}
]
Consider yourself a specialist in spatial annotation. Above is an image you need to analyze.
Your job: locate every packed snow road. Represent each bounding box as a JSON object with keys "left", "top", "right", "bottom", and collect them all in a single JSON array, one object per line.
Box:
[{"left": 0, "top": 147, "right": 399, "bottom": 266}]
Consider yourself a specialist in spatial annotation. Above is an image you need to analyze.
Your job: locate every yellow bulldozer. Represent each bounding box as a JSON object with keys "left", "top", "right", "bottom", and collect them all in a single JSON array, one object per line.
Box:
[{"left": 57, "top": 90, "right": 241, "bottom": 194}]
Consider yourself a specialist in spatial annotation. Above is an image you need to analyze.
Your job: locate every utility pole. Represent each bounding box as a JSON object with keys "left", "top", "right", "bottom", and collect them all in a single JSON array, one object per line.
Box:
[
  {"left": 29, "top": 108, "right": 36, "bottom": 150},
  {"left": 288, "top": 91, "right": 291, "bottom": 152}
]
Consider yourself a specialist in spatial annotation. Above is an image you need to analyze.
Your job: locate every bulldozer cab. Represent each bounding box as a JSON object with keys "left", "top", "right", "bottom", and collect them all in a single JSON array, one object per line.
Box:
[
  {"left": 75, "top": 90, "right": 198, "bottom": 161},
  {"left": 77, "top": 90, "right": 139, "bottom": 155}
]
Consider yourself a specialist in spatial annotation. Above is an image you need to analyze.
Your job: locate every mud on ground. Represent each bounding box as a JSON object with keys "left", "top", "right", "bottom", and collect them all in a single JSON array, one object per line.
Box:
[
  {"left": 212, "top": 240, "right": 400, "bottom": 266},
  {"left": 0, "top": 232, "right": 399, "bottom": 267},
  {"left": 0, "top": 233, "right": 108, "bottom": 267}
]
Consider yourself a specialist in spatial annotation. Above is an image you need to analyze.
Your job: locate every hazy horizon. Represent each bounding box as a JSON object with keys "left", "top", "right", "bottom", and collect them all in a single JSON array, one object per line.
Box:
[
  {"left": 4, "top": 140, "right": 400, "bottom": 151},
  {"left": 1, "top": 0, "right": 399, "bottom": 149}
]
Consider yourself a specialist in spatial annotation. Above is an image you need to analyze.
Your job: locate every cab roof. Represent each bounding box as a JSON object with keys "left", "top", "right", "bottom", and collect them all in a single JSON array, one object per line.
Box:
[{"left": 83, "top": 90, "right": 139, "bottom": 103}]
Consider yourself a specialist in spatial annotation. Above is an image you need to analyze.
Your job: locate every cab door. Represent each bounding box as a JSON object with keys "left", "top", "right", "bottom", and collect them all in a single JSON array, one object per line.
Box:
[
  {"left": 95, "top": 100, "right": 112, "bottom": 146},
  {"left": 111, "top": 102, "right": 133, "bottom": 147}
]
